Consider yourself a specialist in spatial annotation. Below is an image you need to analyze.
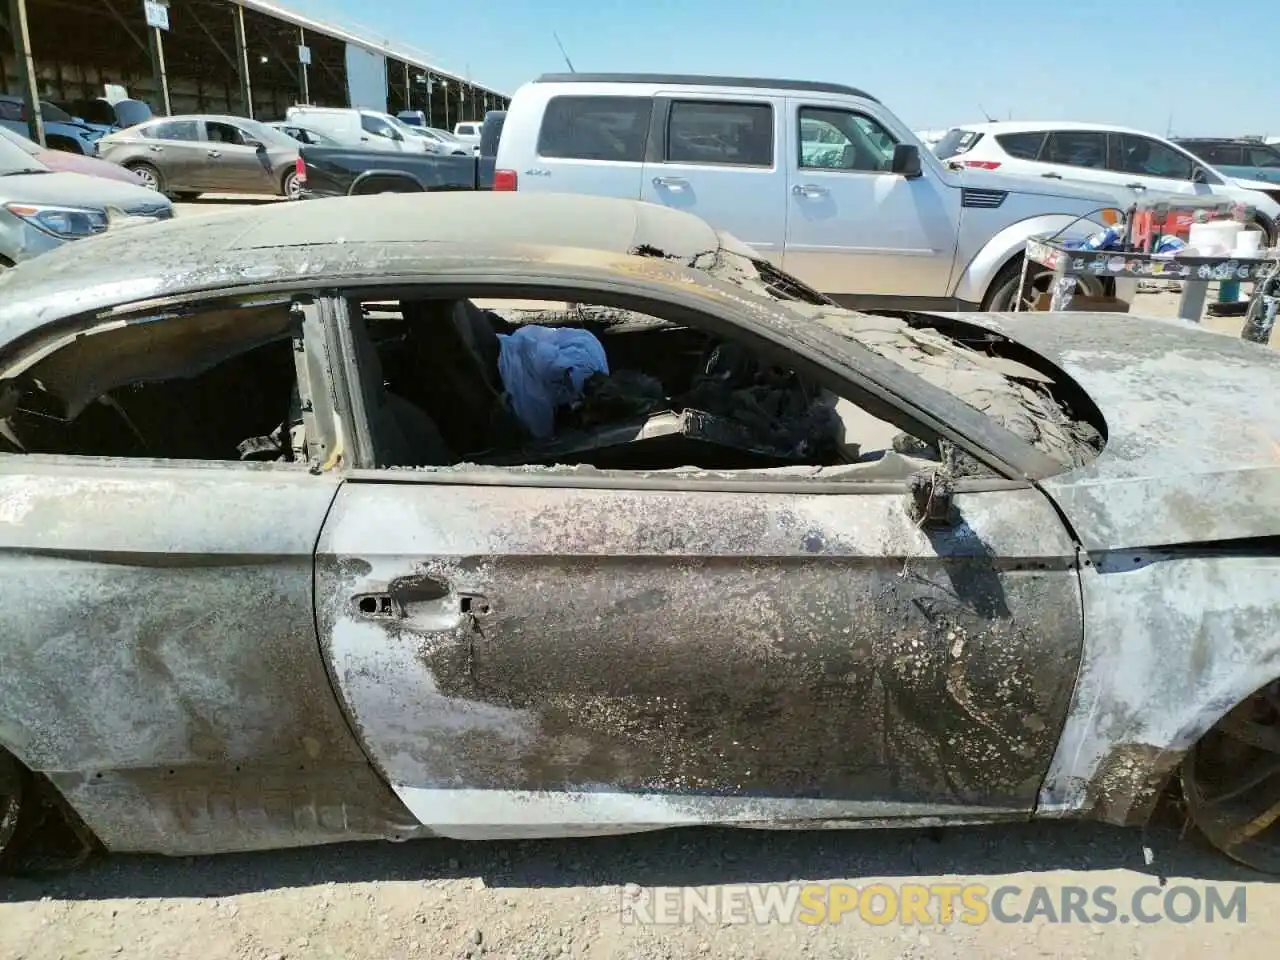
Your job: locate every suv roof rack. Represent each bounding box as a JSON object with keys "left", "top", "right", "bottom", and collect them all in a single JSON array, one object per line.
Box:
[{"left": 532, "top": 73, "right": 879, "bottom": 103}]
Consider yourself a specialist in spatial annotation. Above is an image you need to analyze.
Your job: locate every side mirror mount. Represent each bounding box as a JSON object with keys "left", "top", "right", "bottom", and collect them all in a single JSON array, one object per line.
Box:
[
  {"left": 1192, "top": 166, "right": 1209, "bottom": 184},
  {"left": 244, "top": 137, "right": 265, "bottom": 151},
  {"left": 892, "top": 143, "right": 923, "bottom": 179}
]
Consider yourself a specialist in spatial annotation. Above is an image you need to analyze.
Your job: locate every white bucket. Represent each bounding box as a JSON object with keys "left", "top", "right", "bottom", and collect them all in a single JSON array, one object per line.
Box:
[
  {"left": 1188, "top": 220, "right": 1244, "bottom": 256},
  {"left": 1233, "top": 229, "right": 1264, "bottom": 257}
]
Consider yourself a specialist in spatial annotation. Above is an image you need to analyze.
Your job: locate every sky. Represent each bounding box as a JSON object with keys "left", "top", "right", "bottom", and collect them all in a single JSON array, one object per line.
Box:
[{"left": 277, "top": 0, "right": 1280, "bottom": 138}]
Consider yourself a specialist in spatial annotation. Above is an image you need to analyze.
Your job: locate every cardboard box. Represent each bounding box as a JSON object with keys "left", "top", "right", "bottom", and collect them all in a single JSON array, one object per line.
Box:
[{"left": 1033, "top": 294, "right": 1131, "bottom": 313}]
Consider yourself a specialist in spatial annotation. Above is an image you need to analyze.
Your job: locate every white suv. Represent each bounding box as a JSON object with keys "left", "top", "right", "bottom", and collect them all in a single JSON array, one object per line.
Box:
[
  {"left": 496, "top": 74, "right": 1138, "bottom": 312},
  {"left": 935, "top": 121, "right": 1280, "bottom": 240}
]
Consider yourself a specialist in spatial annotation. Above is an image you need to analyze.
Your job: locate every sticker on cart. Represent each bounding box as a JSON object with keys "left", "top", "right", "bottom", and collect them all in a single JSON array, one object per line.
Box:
[{"left": 1107, "top": 256, "right": 1126, "bottom": 273}]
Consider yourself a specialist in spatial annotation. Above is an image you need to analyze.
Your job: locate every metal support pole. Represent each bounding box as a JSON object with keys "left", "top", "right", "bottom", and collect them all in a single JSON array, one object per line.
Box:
[
  {"left": 233, "top": 3, "right": 253, "bottom": 119},
  {"left": 148, "top": 26, "right": 171, "bottom": 115},
  {"left": 8, "top": 0, "right": 44, "bottom": 145},
  {"left": 403, "top": 62, "right": 410, "bottom": 112},
  {"left": 299, "top": 28, "right": 309, "bottom": 105}
]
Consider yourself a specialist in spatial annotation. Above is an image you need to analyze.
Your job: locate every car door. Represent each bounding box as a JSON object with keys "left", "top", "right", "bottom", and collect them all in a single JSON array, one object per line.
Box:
[
  {"left": 1105, "top": 132, "right": 1205, "bottom": 198},
  {"left": 782, "top": 100, "right": 961, "bottom": 302},
  {"left": 639, "top": 96, "right": 786, "bottom": 263},
  {"left": 518, "top": 94, "right": 650, "bottom": 198},
  {"left": 311, "top": 291, "right": 1084, "bottom": 840},
  {"left": 360, "top": 113, "right": 410, "bottom": 153},
  {"left": 200, "top": 120, "right": 276, "bottom": 194},
  {"left": 129, "top": 118, "right": 205, "bottom": 191},
  {"left": 1032, "top": 129, "right": 1114, "bottom": 190}
]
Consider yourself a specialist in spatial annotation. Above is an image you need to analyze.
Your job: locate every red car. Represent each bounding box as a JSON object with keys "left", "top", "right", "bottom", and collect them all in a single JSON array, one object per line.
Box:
[{"left": 0, "top": 125, "right": 143, "bottom": 186}]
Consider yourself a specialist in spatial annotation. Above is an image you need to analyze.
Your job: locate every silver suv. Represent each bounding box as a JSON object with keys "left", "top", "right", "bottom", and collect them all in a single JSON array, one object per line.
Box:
[{"left": 495, "top": 73, "right": 1137, "bottom": 311}]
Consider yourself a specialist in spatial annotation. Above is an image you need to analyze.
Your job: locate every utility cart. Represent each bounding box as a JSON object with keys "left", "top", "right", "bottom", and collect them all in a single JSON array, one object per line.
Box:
[{"left": 1019, "top": 237, "right": 1277, "bottom": 322}]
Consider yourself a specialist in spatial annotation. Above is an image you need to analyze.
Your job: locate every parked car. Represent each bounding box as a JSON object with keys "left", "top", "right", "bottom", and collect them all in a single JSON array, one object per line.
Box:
[
  {"left": 396, "top": 110, "right": 428, "bottom": 127},
  {"left": 1173, "top": 137, "right": 1280, "bottom": 185},
  {"left": 0, "top": 95, "right": 106, "bottom": 156},
  {"left": 452, "top": 120, "right": 482, "bottom": 150},
  {"left": 0, "top": 132, "right": 171, "bottom": 270},
  {"left": 405, "top": 126, "right": 472, "bottom": 156},
  {"left": 495, "top": 74, "right": 1138, "bottom": 311},
  {"left": 96, "top": 115, "right": 303, "bottom": 200},
  {"left": 296, "top": 110, "right": 504, "bottom": 197},
  {"left": 284, "top": 106, "right": 432, "bottom": 153},
  {"left": 935, "top": 121, "right": 1280, "bottom": 239},
  {"left": 0, "top": 126, "right": 145, "bottom": 186},
  {"left": 0, "top": 191, "right": 1277, "bottom": 875},
  {"left": 269, "top": 122, "right": 339, "bottom": 147}
]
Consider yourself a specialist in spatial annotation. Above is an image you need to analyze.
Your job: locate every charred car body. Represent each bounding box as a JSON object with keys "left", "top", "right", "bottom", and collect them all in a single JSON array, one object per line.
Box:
[{"left": 0, "top": 193, "right": 1277, "bottom": 873}]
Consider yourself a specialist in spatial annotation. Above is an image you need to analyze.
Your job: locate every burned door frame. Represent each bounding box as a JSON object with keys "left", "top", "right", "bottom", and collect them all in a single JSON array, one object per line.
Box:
[
  {"left": 306, "top": 285, "right": 1086, "bottom": 840},
  {"left": 0, "top": 294, "right": 419, "bottom": 856}
]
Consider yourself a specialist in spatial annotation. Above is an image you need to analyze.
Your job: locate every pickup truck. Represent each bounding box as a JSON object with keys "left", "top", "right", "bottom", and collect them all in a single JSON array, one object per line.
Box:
[
  {"left": 297, "top": 111, "right": 505, "bottom": 199},
  {"left": 492, "top": 73, "right": 1136, "bottom": 312}
]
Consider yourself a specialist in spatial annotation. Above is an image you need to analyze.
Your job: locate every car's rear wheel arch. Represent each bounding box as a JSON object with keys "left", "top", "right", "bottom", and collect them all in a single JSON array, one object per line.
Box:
[{"left": 348, "top": 172, "right": 424, "bottom": 196}]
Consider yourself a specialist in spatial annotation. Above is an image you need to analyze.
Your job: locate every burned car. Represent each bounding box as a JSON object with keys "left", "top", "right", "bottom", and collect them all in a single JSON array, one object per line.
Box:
[{"left": 0, "top": 192, "right": 1278, "bottom": 873}]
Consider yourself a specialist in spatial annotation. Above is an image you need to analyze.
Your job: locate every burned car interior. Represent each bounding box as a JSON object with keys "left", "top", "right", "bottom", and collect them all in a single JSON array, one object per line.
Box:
[
  {"left": 350, "top": 295, "right": 942, "bottom": 477},
  {"left": 0, "top": 303, "right": 304, "bottom": 464},
  {"left": 0, "top": 289, "right": 1100, "bottom": 482}
]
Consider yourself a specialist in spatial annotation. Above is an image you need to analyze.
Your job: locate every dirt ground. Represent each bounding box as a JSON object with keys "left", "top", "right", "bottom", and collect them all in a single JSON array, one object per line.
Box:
[{"left": 3, "top": 198, "right": 1270, "bottom": 960}]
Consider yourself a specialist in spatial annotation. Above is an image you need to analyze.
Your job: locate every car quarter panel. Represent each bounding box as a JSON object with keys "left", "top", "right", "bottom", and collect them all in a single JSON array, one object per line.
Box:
[
  {"left": 943, "top": 310, "right": 1280, "bottom": 549},
  {"left": 316, "top": 478, "right": 1083, "bottom": 838},
  {"left": 0, "top": 459, "right": 421, "bottom": 855},
  {"left": 1039, "top": 552, "right": 1280, "bottom": 825}
]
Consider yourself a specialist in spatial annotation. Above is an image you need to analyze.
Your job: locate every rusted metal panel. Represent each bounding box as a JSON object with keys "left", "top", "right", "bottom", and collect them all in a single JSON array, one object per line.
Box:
[
  {"left": 1038, "top": 551, "right": 1280, "bottom": 825},
  {"left": 947, "top": 310, "right": 1280, "bottom": 550},
  {"left": 316, "top": 480, "right": 1083, "bottom": 839},
  {"left": 0, "top": 459, "right": 421, "bottom": 854}
]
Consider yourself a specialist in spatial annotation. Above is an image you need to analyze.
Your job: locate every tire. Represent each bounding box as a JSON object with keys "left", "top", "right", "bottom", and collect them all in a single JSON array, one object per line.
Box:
[
  {"left": 282, "top": 169, "right": 303, "bottom": 201},
  {"left": 1182, "top": 679, "right": 1280, "bottom": 874},
  {"left": 0, "top": 750, "right": 29, "bottom": 871},
  {"left": 173, "top": 192, "right": 201, "bottom": 202},
  {"left": 982, "top": 255, "right": 1099, "bottom": 312},
  {"left": 44, "top": 136, "right": 83, "bottom": 155},
  {"left": 126, "top": 161, "right": 163, "bottom": 193}
]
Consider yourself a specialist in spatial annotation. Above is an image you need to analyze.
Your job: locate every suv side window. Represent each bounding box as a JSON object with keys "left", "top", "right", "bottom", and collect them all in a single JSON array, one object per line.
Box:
[
  {"left": 797, "top": 107, "right": 895, "bottom": 172},
  {"left": 537, "top": 95, "right": 652, "bottom": 162},
  {"left": 0, "top": 100, "right": 21, "bottom": 122},
  {"left": 1042, "top": 131, "right": 1107, "bottom": 168},
  {"left": 1198, "top": 142, "right": 1243, "bottom": 165},
  {"left": 1247, "top": 146, "right": 1280, "bottom": 168},
  {"left": 361, "top": 114, "right": 399, "bottom": 139},
  {"left": 144, "top": 119, "right": 199, "bottom": 142},
  {"left": 1110, "top": 133, "right": 1194, "bottom": 180},
  {"left": 995, "top": 131, "right": 1046, "bottom": 160},
  {"left": 667, "top": 100, "right": 773, "bottom": 167}
]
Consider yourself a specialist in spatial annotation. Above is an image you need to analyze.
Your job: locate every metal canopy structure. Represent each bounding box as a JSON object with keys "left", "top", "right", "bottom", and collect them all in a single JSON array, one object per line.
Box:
[{"left": 1, "top": 0, "right": 508, "bottom": 143}]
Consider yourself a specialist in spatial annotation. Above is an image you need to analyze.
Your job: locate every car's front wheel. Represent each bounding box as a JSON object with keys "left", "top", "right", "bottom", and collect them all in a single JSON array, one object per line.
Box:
[
  {"left": 982, "top": 255, "right": 1101, "bottom": 312},
  {"left": 126, "top": 161, "right": 163, "bottom": 193}
]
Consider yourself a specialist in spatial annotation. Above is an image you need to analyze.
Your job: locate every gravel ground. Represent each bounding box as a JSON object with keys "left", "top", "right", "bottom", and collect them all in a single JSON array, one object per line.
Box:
[
  {"left": 1, "top": 819, "right": 1276, "bottom": 960},
  {"left": 4, "top": 197, "right": 1269, "bottom": 960}
]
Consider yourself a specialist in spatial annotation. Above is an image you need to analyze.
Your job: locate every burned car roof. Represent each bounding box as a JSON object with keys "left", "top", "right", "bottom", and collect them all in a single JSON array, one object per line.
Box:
[{"left": 0, "top": 193, "right": 774, "bottom": 349}]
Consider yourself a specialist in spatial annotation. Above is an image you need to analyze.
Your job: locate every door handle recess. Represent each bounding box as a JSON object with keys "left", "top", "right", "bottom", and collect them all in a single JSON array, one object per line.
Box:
[
  {"left": 1041, "top": 172, "right": 1062, "bottom": 179},
  {"left": 207, "top": 150, "right": 222, "bottom": 158},
  {"left": 792, "top": 183, "right": 827, "bottom": 198},
  {"left": 652, "top": 176, "right": 687, "bottom": 190}
]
